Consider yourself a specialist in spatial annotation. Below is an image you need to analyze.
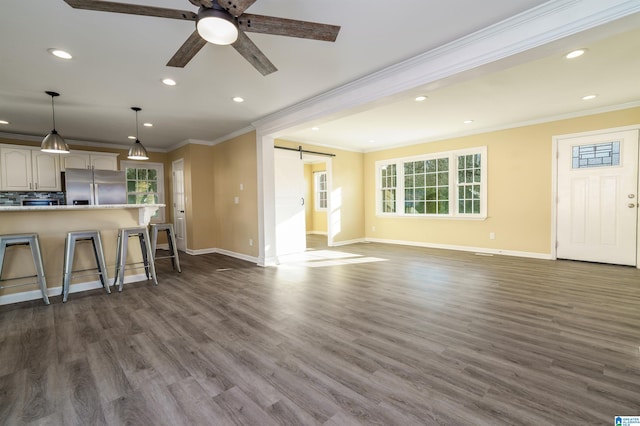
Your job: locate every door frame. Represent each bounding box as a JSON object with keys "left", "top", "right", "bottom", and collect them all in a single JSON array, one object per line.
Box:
[
  {"left": 172, "top": 158, "right": 187, "bottom": 252},
  {"left": 551, "top": 124, "right": 640, "bottom": 268},
  {"left": 303, "top": 154, "right": 333, "bottom": 247}
]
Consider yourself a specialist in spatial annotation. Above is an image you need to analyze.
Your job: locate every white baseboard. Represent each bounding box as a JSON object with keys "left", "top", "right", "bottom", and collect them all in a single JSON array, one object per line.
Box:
[
  {"left": 185, "top": 247, "right": 259, "bottom": 264},
  {"left": 306, "top": 231, "right": 328, "bottom": 236},
  {"left": 215, "top": 248, "right": 260, "bottom": 264},
  {"left": 364, "top": 237, "right": 553, "bottom": 260},
  {"left": 156, "top": 243, "right": 169, "bottom": 250},
  {"left": 0, "top": 273, "right": 149, "bottom": 306},
  {"left": 331, "top": 238, "right": 366, "bottom": 247}
]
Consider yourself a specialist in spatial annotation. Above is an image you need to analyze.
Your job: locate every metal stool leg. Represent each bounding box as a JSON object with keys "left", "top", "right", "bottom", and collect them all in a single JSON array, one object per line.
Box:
[
  {"left": 142, "top": 229, "right": 158, "bottom": 286},
  {"left": 117, "top": 230, "right": 128, "bottom": 292},
  {"left": 167, "top": 228, "right": 181, "bottom": 273},
  {"left": 138, "top": 233, "right": 150, "bottom": 279},
  {"left": 62, "top": 233, "right": 76, "bottom": 303},
  {"left": 92, "top": 232, "right": 110, "bottom": 294},
  {"left": 29, "top": 236, "right": 50, "bottom": 305}
]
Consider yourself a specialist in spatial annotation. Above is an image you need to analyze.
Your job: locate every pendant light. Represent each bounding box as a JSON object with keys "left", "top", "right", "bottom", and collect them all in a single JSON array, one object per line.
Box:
[
  {"left": 41, "top": 91, "right": 70, "bottom": 153},
  {"left": 128, "top": 107, "right": 149, "bottom": 160}
]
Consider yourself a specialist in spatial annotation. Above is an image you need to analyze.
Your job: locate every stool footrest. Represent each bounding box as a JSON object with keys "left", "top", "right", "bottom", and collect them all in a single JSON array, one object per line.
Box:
[{"left": 0, "top": 274, "right": 38, "bottom": 282}]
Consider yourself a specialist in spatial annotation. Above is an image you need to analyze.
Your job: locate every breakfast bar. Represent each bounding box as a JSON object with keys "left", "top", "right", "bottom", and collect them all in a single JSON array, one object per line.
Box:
[{"left": 0, "top": 204, "right": 163, "bottom": 304}]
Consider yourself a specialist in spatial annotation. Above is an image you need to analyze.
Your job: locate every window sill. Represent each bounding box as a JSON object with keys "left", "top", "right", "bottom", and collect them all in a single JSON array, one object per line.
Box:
[{"left": 376, "top": 213, "right": 487, "bottom": 221}]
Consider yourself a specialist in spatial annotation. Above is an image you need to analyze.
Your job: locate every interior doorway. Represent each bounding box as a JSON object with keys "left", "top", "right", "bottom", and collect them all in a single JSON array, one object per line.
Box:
[
  {"left": 274, "top": 148, "right": 332, "bottom": 262},
  {"left": 304, "top": 155, "right": 330, "bottom": 250},
  {"left": 555, "top": 128, "right": 639, "bottom": 266},
  {"left": 172, "top": 159, "right": 187, "bottom": 252}
]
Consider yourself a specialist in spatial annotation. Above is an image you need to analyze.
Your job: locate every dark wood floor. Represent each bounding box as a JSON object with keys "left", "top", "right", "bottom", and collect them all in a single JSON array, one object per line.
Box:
[{"left": 1, "top": 239, "right": 640, "bottom": 425}]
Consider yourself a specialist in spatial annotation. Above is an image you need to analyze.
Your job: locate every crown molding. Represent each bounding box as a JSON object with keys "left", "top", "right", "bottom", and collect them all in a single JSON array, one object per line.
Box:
[
  {"left": 0, "top": 131, "right": 166, "bottom": 152},
  {"left": 252, "top": 0, "right": 640, "bottom": 137}
]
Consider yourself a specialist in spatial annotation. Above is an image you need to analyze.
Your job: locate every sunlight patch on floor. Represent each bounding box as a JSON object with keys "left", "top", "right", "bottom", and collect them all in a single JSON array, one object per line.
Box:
[{"left": 277, "top": 248, "right": 388, "bottom": 267}]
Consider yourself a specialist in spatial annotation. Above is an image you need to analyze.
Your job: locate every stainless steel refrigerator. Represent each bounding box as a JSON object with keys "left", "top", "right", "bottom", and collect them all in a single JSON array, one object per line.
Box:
[{"left": 64, "top": 168, "right": 126, "bottom": 205}]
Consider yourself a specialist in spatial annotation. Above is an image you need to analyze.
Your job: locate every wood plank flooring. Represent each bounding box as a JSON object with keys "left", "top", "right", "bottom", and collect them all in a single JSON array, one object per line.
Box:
[{"left": 1, "top": 238, "right": 639, "bottom": 425}]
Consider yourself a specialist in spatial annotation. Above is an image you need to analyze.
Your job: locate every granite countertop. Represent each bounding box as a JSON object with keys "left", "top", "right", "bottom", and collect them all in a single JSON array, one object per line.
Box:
[{"left": 0, "top": 204, "right": 165, "bottom": 212}]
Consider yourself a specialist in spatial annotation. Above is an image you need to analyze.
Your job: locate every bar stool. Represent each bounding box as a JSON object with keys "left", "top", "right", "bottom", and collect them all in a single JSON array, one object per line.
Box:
[
  {"left": 150, "top": 223, "right": 181, "bottom": 273},
  {"left": 0, "top": 234, "right": 50, "bottom": 305},
  {"left": 113, "top": 227, "right": 158, "bottom": 292},
  {"left": 62, "top": 230, "right": 111, "bottom": 303}
]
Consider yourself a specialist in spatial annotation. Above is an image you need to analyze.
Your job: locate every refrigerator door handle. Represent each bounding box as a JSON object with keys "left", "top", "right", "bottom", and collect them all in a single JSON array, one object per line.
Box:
[
  {"left": 90, "top": 183, "right": 96, "bottom": 205},
  {"left": 94, "top": 183, "right": 99, "bottom": 205}
]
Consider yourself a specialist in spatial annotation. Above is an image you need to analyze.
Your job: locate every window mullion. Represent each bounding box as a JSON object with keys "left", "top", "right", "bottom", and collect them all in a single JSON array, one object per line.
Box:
[{"left": 397, "top": 161, "right": 405, "bottom": 214}]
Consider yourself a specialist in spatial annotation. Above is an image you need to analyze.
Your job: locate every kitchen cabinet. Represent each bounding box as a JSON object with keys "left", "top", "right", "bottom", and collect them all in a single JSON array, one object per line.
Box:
[
  {"left": 0, "top": 146, "right": 61, "bottom": 191},
  {"left": 61, "top": 151, "right": 119, "bottom": 171}
]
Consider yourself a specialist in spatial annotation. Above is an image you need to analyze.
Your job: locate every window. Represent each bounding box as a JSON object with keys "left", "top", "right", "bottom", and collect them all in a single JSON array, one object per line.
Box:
[
  {"left": 121, "top": 161, "right": 165, "bottom": 222},
  {"left": 376, "top": 147, "right": 487, "bottom": 218},
  {"left": 314, "top": 171, "right": 327, "bottom": 210}
]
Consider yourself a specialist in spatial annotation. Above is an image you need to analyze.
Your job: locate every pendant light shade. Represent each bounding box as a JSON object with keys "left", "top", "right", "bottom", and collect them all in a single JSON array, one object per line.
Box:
[
  {"left": 41, "top": 91, "right": 70, "bottom": 153},
  {"left": 128, "top": 107, "right": 149, "bottom": 160},
  {"left": 196, "top": 6, "right": 238, "bottom": 45}
]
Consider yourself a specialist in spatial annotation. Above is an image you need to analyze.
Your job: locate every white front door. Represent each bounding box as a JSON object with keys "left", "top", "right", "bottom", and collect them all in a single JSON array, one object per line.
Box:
[
  {"left": 172, "top": 159, "right": 187, "bottom": 252},
  {"left": 557, "top": 129, "right": 639, "bottom": 265},
  {"left": 275, "top": 149, "right": 306, "bottom": 257}
]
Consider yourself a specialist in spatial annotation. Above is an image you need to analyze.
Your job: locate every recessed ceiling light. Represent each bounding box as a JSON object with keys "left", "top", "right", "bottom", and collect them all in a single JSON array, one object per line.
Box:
[
  {"left": 463, "top": 120, "right": 474, "bottom": 124},
  {"left": 582, "top": 94, "right": 597, "bottom": 100},
  {"left": 162, "top": 78, "right": 177, "bottom": 86},
  {"left": 128, "top": 135, "right": 136, "bottom": 140},
  {"left": 232, "top": 96, "right": 244, "bottom": 103},
  {"left": 368, "top": 139, "right": 375, "bottom": 143},
  {"left": 311, "top": 127, "right": 319, "bottom": 131},
  {"left": 143, "top": 122, "right": 153, "bottom": 127},
  {"left": 48, "top": 48, "right": 72, "bottom": 59},
  {"left": 0, "top": 120, "right": 9, "bottom": 125},
  {"left": 565, "top": 49, "right": 586, "bottom": 59},
  {"left": 415, "top": 96, "right": 427, "bottom": 102}
]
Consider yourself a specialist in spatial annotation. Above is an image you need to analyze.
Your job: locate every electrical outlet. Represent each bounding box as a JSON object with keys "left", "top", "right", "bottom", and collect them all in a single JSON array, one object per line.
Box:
[
  {"left": 372, "top": 226, "right": 376, "bottom": 232},
  {"left": 489, "top": 232, "right": 495, "bottom": 240},
  {"left": 240, "top": 183, "right": 244, "bottom": 191},
  {"left": 249, "top": 238, "right": 253, "bottom": 246},
  {"left": 234, "top": 196, "right": 239, "bottom": 204}
]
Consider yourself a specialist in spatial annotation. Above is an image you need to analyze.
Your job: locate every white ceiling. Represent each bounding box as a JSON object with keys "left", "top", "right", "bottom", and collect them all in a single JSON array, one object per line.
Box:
[{"left": 0, "top": 0, "right": 638, "bottom": 153}]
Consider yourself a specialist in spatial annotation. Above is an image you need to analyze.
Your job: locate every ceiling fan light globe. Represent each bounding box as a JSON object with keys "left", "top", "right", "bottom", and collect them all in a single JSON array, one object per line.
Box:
[{"left": 197, "top": 9, "right": 238, "bottom": 45}]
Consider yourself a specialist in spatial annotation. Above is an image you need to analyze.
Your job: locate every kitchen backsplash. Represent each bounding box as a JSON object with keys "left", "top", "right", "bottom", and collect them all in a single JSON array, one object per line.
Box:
[{"left": 0, "top": 191, "right": 65, "bottom": 206}]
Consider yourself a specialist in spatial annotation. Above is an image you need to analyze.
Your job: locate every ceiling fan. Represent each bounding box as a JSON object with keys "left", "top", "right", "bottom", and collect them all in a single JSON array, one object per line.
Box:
[{"left": 62, "top": 0, "right": 341, "bottom": 75}]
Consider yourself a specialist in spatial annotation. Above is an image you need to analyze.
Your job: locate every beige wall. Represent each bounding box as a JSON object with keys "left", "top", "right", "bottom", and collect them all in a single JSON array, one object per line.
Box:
[
  {"left": 364, "top": 107, "right": 640, "bottom": 255},
  {"left": 165, "top": 132, "right": 259, "bottom": 257},
  {"left": 212, "top": 132, "right": 259, "bottom": 257},
  {"left": 275, "top": 140, "right": 365, "bottom": 244}
]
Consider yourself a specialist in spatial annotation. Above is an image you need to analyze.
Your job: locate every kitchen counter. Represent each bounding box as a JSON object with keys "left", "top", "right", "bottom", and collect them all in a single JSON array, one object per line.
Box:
[
  {"left": 0, "top": 204, "right": 166, "bottom": 304},
  {"left": 0, "top": 204, "right": 164, "bottom": 225}
]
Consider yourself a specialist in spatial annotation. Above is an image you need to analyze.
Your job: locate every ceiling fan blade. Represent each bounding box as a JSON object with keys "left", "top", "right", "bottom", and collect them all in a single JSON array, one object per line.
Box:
[
  {"left": 63, "top": 0, "right": 196, "bottom": 20},
  {"left": 232, "top": 30, "right": 277, "bottom": 76},
  {"left": 167, "top": 30, "right": 208, "bottom": 67},
  {"left": 238, "top": 14, "right": 340, "bottom": 42},
  {"left": 218, "top": 0, "right": 257, "bottom": 17}
]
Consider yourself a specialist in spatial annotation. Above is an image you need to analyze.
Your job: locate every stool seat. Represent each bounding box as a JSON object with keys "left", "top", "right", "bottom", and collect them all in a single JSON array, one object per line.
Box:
[
  {"left": 114, "top": 227, "right": 158, "bottom": 292},
  {"left": 150, "top": 223, "right": 181, "bottom": 273},
  {"left": 0, "top": 233, "right": 49, "bottom": 305},
  {"left": 62, "top": 230, "right": 110, "bottom": 303}
]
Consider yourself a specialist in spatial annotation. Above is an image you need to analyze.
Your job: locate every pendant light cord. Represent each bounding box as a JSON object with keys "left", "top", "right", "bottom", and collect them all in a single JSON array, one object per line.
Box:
[
  {"left": 51, "top": 95, "right": 56, "bottom": 130},
  {"left": 135, "top": 109, "right": 139, "bottom": 140}
]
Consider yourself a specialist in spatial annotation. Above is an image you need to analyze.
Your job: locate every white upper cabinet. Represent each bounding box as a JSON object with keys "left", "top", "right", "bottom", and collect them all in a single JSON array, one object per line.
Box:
[
  {"left": 60, "top": 151, "right": 119, "bottom": 171},
  {"left": 0, "top": 146, "right": 61, "bottom": 191}
]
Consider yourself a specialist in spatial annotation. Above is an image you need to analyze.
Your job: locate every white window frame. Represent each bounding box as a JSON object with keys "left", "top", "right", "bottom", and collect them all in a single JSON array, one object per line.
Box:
[
  {"left": 314, "top": 170, "right": 328, "bottom": 211},
  {"left": 375, "top": 146, "right": 487, "bottom": 219},
  {"left": 121, "top": 160, "right": 165, "bottom": 223}
]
